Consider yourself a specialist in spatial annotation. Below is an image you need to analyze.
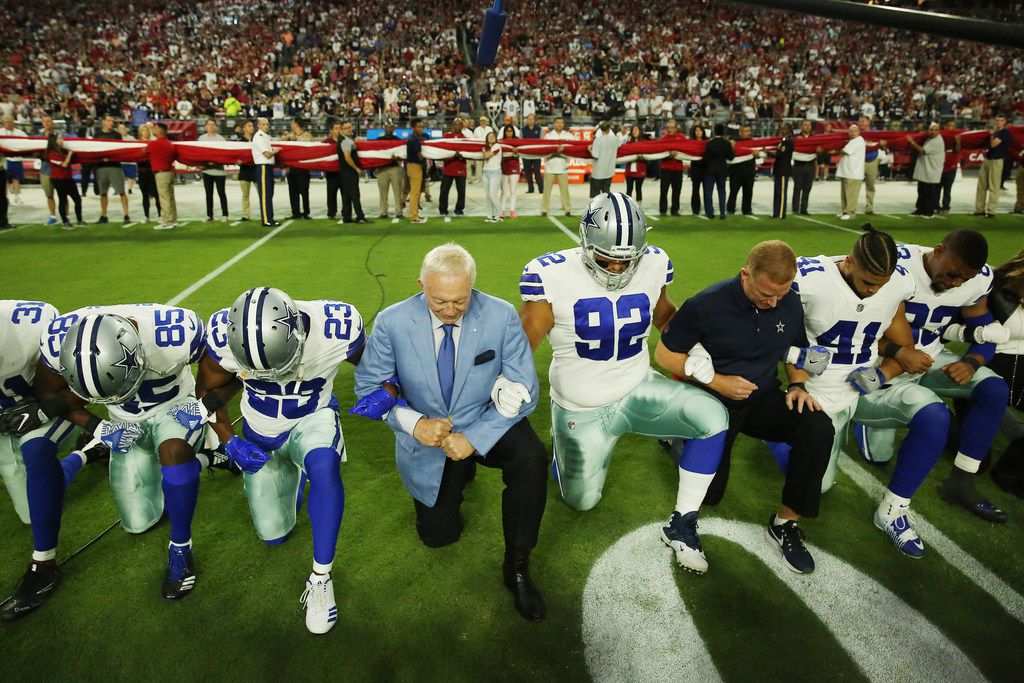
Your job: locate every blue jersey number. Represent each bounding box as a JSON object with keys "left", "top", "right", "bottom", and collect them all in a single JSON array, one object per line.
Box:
[
  {"left": 323, "top": 303, "right": 353, "bottom": 340},
  {"left": 904, "top": 302, "right": 959, "bottom": 347},
  {"left": 816, "top": 320, "right": 882, "bottom": 365},
  {"left": 11, "top": 302, "right": 45, "bottom": 325},
  {"left": 46, "top": 314, "right": 80, "bottom": 359},
  {"left": 573, "top": 294, "right": 651, "bottom": 362},
  {"left": 120, "top": 376, "right": 182, "bottom": 416},
  {"left": 210, "top": 310, "right": 229, "bottom": 349},
  {"left": 154, "top": 309, "right": 187, "bottom": 348},
  {"left": 797, "top": 257, "right": 825, "bottom": 276},
  {"left": 247, "top": 378, "right": 327, "bottom": 420},
  {"left": 536, "top": 252, "right": 567, "bottom": 268}
]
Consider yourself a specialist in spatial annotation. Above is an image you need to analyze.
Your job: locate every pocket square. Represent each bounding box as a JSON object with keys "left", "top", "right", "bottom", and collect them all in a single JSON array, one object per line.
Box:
[{"left": 474, "top": 350, "right": 496, "bottom": 365}]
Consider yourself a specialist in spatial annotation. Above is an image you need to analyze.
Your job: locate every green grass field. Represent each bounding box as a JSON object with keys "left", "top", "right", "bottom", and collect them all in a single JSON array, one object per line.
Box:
[{"left": 1, "top": 212, "right": 1022, "bottom": 680}]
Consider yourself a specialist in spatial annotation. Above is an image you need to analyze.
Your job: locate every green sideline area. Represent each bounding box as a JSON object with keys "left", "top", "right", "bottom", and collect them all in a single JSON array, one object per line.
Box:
[{"left": 0, "top": 213, "right": 1022, "bottom": 680}]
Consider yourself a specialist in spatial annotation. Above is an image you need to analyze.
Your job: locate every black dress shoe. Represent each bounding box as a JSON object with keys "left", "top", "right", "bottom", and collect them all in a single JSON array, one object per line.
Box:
[
  {"left": 503, "top": 560, "right": 545, "bottom": 620},
  {"left": 0, "top": 562, "right": 60, "bottom": 621}
]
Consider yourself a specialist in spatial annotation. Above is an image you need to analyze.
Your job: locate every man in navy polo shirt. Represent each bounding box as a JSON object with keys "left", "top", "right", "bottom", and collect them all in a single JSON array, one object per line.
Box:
[{"left": 655, "top": 240, "right": 834, "bottom": 574}]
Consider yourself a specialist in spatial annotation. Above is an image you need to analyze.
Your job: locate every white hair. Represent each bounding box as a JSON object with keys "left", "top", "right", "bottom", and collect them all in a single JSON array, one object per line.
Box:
[{"left": 420, "top": 242, "right": 476, "bottom": 283}]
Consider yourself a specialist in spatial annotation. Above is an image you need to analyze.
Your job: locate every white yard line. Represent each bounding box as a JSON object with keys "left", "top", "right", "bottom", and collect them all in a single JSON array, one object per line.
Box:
[
  {"left": 793, "top": 214, "right": 863, "bottom": 235},
  {"left": 547, "top": 215, "right": 579, "bottom": 243}
]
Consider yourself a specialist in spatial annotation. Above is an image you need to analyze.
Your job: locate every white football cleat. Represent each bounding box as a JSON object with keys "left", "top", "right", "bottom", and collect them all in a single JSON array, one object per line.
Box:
[
  {"left": 300, "top": 572, "right": 337, "bottom": 634},
  {"left": 874, "top": 502, "right": 925, "bottom": 559}
]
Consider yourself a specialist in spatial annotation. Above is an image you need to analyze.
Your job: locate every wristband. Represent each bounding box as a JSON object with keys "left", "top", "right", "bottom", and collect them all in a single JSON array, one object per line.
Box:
[
  {"left": 788, "top": 382, "right": 806, "bottom": 392},
  {"left": 961, "top": 356, "right": 981, "bottom": 371},
  {"left": 962, "top": 325, "right": 981, "bottom": 344},
  {"left": 84, "top": 414, "right": 102, "bottom": 434},
  {"left": 881, "top": 342, "right": 902, "bottom": 359}
]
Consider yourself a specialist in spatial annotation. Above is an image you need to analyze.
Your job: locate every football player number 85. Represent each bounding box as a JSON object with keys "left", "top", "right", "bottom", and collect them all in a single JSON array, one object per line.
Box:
[
  {"left": 573, "top": 294, "right": 650, "bottom": 361},
  {"left": 154, "top": 309, "right": 186, "bottom": 347}
]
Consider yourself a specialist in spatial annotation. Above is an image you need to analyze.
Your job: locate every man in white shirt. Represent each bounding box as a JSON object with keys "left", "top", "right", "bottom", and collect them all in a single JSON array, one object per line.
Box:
[
  {"left": 541, "top": 117, "right": 575, "bottom": 216},
  {"left": 836, "top": 124, "right": 866, "bottom": 221},
  {"left": 471, "top": 116, "right": 492, "bottom": 184},
  {"left": 1, "top": 116, "right": 28, "bottom": 205},
  {"left": 587, "top": 121, "right": 621, "bottom": 197},
  {"left": 908, "top": 123, "right": 945, "bottom": 218},
  {"left": 251, "top": 117, "right": 279, "bottom": 227}
]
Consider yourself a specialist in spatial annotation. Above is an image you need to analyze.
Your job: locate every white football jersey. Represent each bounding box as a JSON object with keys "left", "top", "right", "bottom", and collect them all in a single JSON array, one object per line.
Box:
[
  {"left": 0, "top": 300, "right": 59, "bottom": 408},
  {"left": 207, "top": 300, "right": 364, "bottom": 438},
  {"left": 896, "top": 243, "right": 994, "bottom": 359},
  {"left": 520, "top": 245, "right": 673, "bottom": 411},
  {"left": 794, "top": 255, "right": 916, "bottom": 414},
  {"left": 39, "top": 304, "right": 205, "bottom": 422}
]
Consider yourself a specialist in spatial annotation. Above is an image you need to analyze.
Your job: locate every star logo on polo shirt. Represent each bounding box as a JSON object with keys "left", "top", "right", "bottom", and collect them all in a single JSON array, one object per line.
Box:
[
  {"left": 581, "top": 206, "right": 601, "bottom": 232},
  {"left": 776, "top": 321, "right": 785, "bottom": 333}
]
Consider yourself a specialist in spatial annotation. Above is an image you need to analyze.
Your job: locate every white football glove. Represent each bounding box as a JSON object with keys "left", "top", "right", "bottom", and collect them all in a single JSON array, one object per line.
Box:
[
  {"left": 93, "top": 420, "right": 144, "bottom": 453},
  {"left": 490, "top": 374, "right": 532, "bottom": 418},
  {"left": 684, "top": 343, "right": 715, "bottom": 384},
  {"left": 942, "top": 322, "right": 1011, "bottom": 345}
]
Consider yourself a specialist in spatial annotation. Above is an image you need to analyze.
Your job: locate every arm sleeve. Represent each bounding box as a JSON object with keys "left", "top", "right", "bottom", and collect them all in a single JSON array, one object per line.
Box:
[
  {"left": 660, "top": 297, "right": 703, "bottom": 353},
  {"left": 519, "top": 260, "right": 549, "bottom": 302}
]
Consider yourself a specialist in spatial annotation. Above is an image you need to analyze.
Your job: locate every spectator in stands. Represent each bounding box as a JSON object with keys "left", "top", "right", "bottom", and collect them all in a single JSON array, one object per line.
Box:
[
  {"left": 624, "top": 125, "right": 647, "bottom": 205},
  {"left": 136, "top": 123, "right": 161, "bottom": 223},
  {"left": 541, "top": 117, "right": 574, "bottom": 217},
  {"left": 658, "top": 119, "right": 685, "bottom": 216},
  {"left": 687, "top": 124, "right": 706, "bottom": 216},
  {"left": 975, "top": 114, "right": 1011, "bottom": 218},
  {"left": 836, "top": 124, "right": 866, "bottom": 221},
  {"left": 521, "top": 114, "right": 543, "bottom": 194},
  {"left": 499, "top": 125, "right": 521, "bottom": 219},
  {"left": 338, "top": 120, "right": 369, "bottom": 224},
  {"left": 791, "top": 120, "right": 816, "bottom": 216},
  {"left": 45, "top": 134, "right": 83, "bottom": 228},
  {"left": 908, "top": 123, "right": 944, "bottom": 218},
  {"left": 702, "top": 124, "right": 734, "bottom": 220},
  {"left": 439, "top": 117, "right": 468, "bottom": 218},
  {"left": 324, "top": 120, "right": 343, "bottom": 220},
  {"left": 1, "top": 115, "right": 27, "bottom": 205},
  {"left": 588, "top": 120, "right": 620, "bottom": 198},
  {"left": 198, "top": 119, "right": 229, "bottom": 223},
  {"left": 376, "top": 121, "right": 405, "bottom": 219},
  {"left": 405, "top": 118, "right": 428, "bottom": 224},
  {"left": 94, "top": 114, "right": 130, "bottom": 224},
  {"left": 727, "top": 125, "right": 756, "bottom": 216},
  {"left": 149, "top": 122, "right": 177, "bottom": 230},
  {"left": 284, "top": 118, "right": 313, "bottom": 219},
  {"left": 939, "top": 119, "right": 962, "bottom": 217},
  {"left": 482, "top": 130, "right": 503, "bottom": 222}
]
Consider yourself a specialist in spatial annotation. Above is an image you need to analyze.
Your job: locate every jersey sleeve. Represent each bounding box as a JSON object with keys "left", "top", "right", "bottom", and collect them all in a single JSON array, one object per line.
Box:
[
  {"left": 205, "top": 308, "right": 240, "bottom": 372},
  {"left": 643, "top": 245, "right": 673, "bottom": 285},
  {"left": 185, "top": 309, "right": 206, "bottom": 364},
  {"left": 972, "top": 265, "right": 995, "bottom": 304},
  {"left": 519, "top": 257, "right": 550, "bottom": 303},
  {"left": 320, "top": 301, "right": 365, "bottom": 359}
]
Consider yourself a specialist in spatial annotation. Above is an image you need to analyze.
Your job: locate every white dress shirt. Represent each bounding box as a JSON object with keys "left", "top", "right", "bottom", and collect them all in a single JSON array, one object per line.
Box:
[
  {"left": 252, "top": 129, "right": 275, "bottom": 165},
  {"left": 393, "top": 309, "right": 463, "bottom": 435}
]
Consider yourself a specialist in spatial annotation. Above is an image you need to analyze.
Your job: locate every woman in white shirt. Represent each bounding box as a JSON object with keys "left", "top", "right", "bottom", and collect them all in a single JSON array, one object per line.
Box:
[
  {"left": 481, "top": 131, "right": 503, "bottom": 222},
  {"left": 499, "top": 125, "right": 521, "bottom": 219}
]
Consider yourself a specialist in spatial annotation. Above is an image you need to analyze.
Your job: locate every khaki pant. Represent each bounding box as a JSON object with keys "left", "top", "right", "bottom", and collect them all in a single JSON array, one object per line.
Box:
[
  {"left": 406, "top": 164, "right": 423, "bottom": 220},
  {"left": 863, "top": 158, "right": 879, "bottom": 212},
  {"left": 541, "top": 172, "right": 572, "bottom": 214},
  {"left": 840, "top": 178, "right": 862, "bottom": 216},
  {"left": 154, "top": 171, "right": 176, "bottom": 223},
  {"left": 1015, "top": 165, "right": 1024, "bottom": 212},
  {"left": 240, "top": 179, "right": 252, "bottom": 219},
  {"left": 975, "top": 158, "right": 1003, "bottom": 214},
  {"left": 377, "top": 165, "right": 405, "bottom": 216}
]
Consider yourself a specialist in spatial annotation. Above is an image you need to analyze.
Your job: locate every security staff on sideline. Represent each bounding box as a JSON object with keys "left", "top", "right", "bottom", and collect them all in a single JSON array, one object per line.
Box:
[
  {"left": 772, "top": 123, "right": 794, "bottom": 219},
  {"left": 284, "top": 118, "right": 314, "bottom": 219},
  {"left": 791, "top": 120, "right": 816, "bottom": 215},
  {"left": 726, "top": 125, "right": 756, "bottom": 216},
  {"left": 252, "top": 117, "right": 279, "bottom": 227}
]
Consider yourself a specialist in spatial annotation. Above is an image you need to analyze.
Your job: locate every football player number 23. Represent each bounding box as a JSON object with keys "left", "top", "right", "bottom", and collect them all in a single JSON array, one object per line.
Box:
[{"left": 574, "top": 294, "right": 651, "bottom": 361}]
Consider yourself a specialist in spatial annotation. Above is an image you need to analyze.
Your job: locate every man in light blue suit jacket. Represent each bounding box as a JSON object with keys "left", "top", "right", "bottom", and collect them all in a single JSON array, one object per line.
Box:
[{"left": 354, "top": 243, "right": 548, "bottom": 620}]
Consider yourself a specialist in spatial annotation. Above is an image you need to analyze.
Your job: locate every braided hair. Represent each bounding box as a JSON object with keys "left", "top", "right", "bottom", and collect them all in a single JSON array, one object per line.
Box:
[{"left": 852, "top": 224, "right": 898, "bottom": 277}]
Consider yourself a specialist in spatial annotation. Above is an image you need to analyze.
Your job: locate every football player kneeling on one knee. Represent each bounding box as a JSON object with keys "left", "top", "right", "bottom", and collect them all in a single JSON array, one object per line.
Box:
[
  {"left": 198, "top": 288, "right": 363, "bottom": 635},
  {"left": 518, "top": 191, "right": 730, "bottom": 575}
]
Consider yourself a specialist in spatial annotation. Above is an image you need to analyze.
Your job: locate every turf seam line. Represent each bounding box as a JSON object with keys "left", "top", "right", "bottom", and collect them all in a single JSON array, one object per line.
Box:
[{"left": 793, "top": 215, "right": 862, "bottom": 235}]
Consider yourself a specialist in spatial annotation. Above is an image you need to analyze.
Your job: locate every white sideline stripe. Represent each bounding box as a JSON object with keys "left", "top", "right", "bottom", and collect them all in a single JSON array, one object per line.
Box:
[
  {"left": 648, "top": 215, "right": 660, "bottom": 222},
  {"left": 697, "top": 214, "right": 709, "bottom": 220},
  {"left": 122, "top": 222, "right": 137, "bottom": 229},
  {"left": 794, "top": 214, "right": 862, "bottom": 235},
  {"left": 230, "top": 220, "right": 243, "bottom": 226},
  {"left": 744, "top": 214, "right": 759, "bottom": 221},
  {"left": 582, "top": 523, "right": 722, "bottom": 683},
  {"left": 880, "top": 214, "right": 902, "bottom": 220},
  {"left": 391, "top": 218, "right": 400, "bottom": 224},
  {"left": 838, "top": 454, "right": 1024, "bottom": 625},
  {"left": 547, "top": 215, "right": 579, "bottom": 243},
  {"left": 0, "top": 224, "right": 37, "bottom": 235},
  {"left": 444, "top": 216, "right": 452, "bottom": 224},
  {"left": 165, "top": 220, "right": 293, "bottom": 306}
]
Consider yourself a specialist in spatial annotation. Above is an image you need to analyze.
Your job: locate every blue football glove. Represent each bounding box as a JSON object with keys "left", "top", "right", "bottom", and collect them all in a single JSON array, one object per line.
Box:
[
  {"left": 787, "top": 345, "right": 832, "bottom": 376},
  {"left": 847, "top": 366, "right": 887, "bottom": 395},
  {"left": 224, "top": 436, "right": 271, "bottom": 475},
  {"left": 349, "top": 376, "right": 402, "bottom": 421},
  {"left": 94, "top": 420, "right": 144, "bottom": 453}
]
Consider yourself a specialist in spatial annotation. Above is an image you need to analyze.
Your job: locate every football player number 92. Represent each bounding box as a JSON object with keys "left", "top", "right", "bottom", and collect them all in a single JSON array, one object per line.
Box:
[{"left": 574, "top": 294, "right": 650, "bottom": 362}]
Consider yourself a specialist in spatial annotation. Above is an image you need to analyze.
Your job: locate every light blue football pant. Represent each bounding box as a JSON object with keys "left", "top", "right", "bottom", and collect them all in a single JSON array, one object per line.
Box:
[
  {"left": 242, "top": 407, "right": 344, "bottom": 542},
  {"left": 551, "top": 370, "right": 728, "bottom": 511},
  {"left": 110, "top": 397, "right": 206, "bottom": 533},
  {"left": 0, "top": 419, "right": 77, "bottom": 524},
  {"left": 819, "top": 381, "right": 945, "bottom": 492},
  {"left": 856, "top": 349, "right": 998, "bottom": 465}
]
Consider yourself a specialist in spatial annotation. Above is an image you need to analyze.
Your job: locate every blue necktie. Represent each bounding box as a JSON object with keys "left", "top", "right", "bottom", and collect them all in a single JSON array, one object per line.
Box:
[{"left": 437, "top": 324, "right": 455, "bottom": 407}]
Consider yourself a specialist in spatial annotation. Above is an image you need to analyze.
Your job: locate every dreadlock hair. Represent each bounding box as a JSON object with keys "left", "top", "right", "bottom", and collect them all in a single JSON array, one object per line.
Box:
[
  {"left": 852, "top": 224, "right": 898, "bottom": 277},
  {"left": 942, "top": 229, "right": 989, "bottom": 270}
]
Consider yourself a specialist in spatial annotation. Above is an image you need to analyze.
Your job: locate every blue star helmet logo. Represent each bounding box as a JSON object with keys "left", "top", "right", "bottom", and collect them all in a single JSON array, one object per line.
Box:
[
  {"left": 581, "top": 205, "right": 601, "bottom": 232},
  {"left": 274, "top": 306, "right": 300, "bottom": 339},
  {"left": 112, "top": 341, "right": 141, "bottom": 378}
]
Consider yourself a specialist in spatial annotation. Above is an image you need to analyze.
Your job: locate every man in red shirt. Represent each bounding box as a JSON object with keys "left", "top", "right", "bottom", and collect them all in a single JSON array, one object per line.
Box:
[
  {"left": 659, "top": 119, "right": 686, "bottom": 216},
  {"left": 148, "top": 122, "right": 177, "bottom": 229},
  {"left": 939, "top": 119, "right": 961, "bottom": 217},
  {"left": 439, "top": 117, "right": 467, "bottom": 217}
]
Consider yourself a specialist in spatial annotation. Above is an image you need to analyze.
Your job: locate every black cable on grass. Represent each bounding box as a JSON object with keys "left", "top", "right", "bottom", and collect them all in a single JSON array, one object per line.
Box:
[{"left": 364, "top": 220, "right": 395, "bottom": 322}]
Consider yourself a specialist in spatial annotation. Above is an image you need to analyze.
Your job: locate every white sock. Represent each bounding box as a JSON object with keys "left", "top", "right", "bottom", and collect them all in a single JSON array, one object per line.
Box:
[
  {"left": 196, "top": 453, "right": 210, "bottom": 471},
  {"left": 773, "top": 514, "right": 794, "bottom": 527},
  {"left": 881, "top": 489, "right": 911, "bottom": 510},
  {"left": 953, "top": 452, "right": 981, "bottom": 474},
  {"left": 170, "top": 539, "right": 192, "bottom": 549},
  {"left": 313, "top": 560, "right": 332, "bottom": 576},
  {"left": 32, "top": 548, "right": 57, "bottom": 562},
  {"left": 675, "top": 468, "right": 714, "bottom": 515}
]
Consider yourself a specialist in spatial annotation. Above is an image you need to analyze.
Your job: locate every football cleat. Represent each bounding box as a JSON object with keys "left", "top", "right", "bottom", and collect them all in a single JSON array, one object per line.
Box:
[
  {"left": 202, "top": 446, "right": 241, "bottom": 475},
  {"left": 300, "top": 572, "right": 337, "bottom": 634},
  {"left": 661, "top": 511, "right": 708, "bottom": 574},
  {"left": 874, "top": 503, "right": 925, "bottom": 558},
  {"left": 938, "top": 472, "right": 1008, "bottom": 523},
  {"left": 74, "top": 432, "right": 110, "bottom": 466},
  {"left": 765, "top": 515, "right": 815, "bottom": 574},
  {"left": 162, "top": 544, "right": 197, "bottom": 600},
  {"left": 0, "top": 562, "right": 61, "bottom": 621}
]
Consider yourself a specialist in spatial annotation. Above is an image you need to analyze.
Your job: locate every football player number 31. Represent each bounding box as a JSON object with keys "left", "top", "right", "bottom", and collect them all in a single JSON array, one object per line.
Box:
[{"left": 574, "top": 294, "right": 651, "bottom": 361}]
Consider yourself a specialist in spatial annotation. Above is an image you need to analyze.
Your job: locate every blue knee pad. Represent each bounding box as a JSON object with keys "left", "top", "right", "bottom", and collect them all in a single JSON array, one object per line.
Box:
[
  {"left": 678, "top": 431, "right": 727, "bottom": 475},
  {"left": 764, "top": 441, "right": 791, "bottom": 473},
  {"left": 958, "top": 376, "right": 1011, "bottom": 461},
  {"left": 889, "top": 402, "right": 950, "bottom": 499},
  {"left": 303, "top": 448, "right": 345, "bottom": 566},
  {"left": 21, "top": 438, "right": 64, "bottom": 552}
]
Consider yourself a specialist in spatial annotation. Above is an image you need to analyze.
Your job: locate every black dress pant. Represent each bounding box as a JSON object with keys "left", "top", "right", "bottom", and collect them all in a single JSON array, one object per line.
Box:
[
  {"left": 915, "top": 181, "right": 939, "bottom": 216},
  {"left": 703, "top": 390, "right": 834, "bottom": 517},
  {"left": 79, "top": 163, "right": 98, "bottom": 196},
  {"left": 772, "top": 174, "right": 790, "bottom": 218},
  {"left": 791, "top": 162, "right": 814, "bottom": 214},
  {"left": 325, "top": 172, "right": 342, "bottom": 218},
  {"left": 53, "top": 178, "right": 82, "bottom": 223},
  {"left": 689, "top": 171, "right": 704, "bottom": 215},
  {"left": 522, "top": 159, "right": 543, "bottom": 192},
  {"left": 287, "top": 169, "right": 311, "bottom": 217},
  {"left": 203, "top": 174, "right": 228, "bottom": 218},
  {"left": 340, "top": 170, "right": 364, "bottom": 221},
  {"left": 727, "top": 162, "right": 755, "bottom": 214},
  {"left": 138, "top": 168, "right": 160, "bottom": 219},
  {"left": 413, "top": 418, "right": 548, "bottom": 560},
  {"left": 940, "top": 169, "right": 956, "bottom": 212},
  {"left": 702, "top": 175, "right": 727, "bottom": 218},
  {"left": 626, "top": 176, "right": 644, "bottom": 202},
  {"left": 659, "top": 169, "right": 683, "bottom": 214},
  {"left": 438, "top": 175, "right": 466, "bottom": 215}
]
